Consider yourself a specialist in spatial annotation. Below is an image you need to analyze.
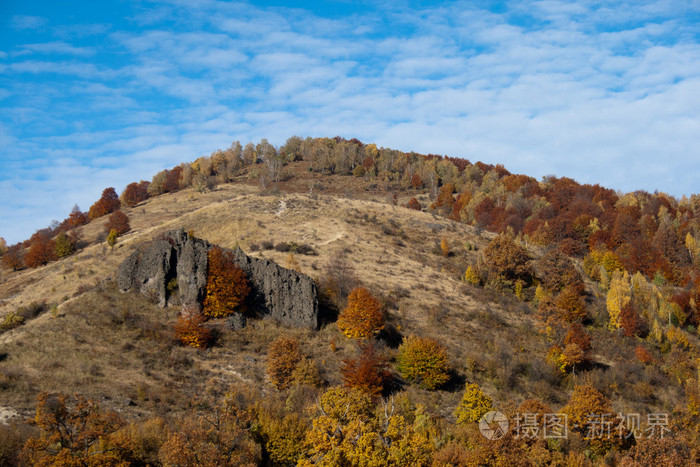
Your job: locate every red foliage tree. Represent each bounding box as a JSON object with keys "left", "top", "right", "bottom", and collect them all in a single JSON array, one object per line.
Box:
[
  {"left": 121, "top": 181, "right": 150, "bottom": 207},
  {"left": 88, "top": 187, "right": 121, "bottom": 220},
  {"left": 164, "top": 166, "right": 183, "bottom": 193},
  {"left": 25, "top": 232, "right": 57, "bottom": 268},
  {"left": 406, "top": 197, "right": 422, "bottom": 210},
  {"left": 411, "top": 173, "right": 423, "bottom": 189},
  {"left": 104, "top": 211, "right": 131, "bottom": 235},
  {"left": 341, "top": 341, "right": 391, "bottom": 397},
  {"left": 66, "top": 204, "right": 89, "bottom": 228}
]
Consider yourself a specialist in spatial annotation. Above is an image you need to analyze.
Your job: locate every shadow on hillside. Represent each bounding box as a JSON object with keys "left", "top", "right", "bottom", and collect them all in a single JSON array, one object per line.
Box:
[{"left": 442, "top": 370, "right": 468, "bottom": 393}]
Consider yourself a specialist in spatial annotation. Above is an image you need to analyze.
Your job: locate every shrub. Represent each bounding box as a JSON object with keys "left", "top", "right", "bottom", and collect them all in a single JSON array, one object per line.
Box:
[
  {"left": 0, "top": 312, "right": 24, "bottom": 332},
  {"left": 104, "top": 211, "right": 130, "bottom": 236},
  {"left": 267, "top": 335, "right": 303, "bottom": 390},
  {"left": 440, "top": 237, "right": 450, "bottom": 257},
  {"left": 463, "top": 265, "right": 481, "bottom": 286},
  {"left": 396, "top": 335, "right": 449, "bottom": 390},
  {"left": 454, "top": 382, "right": 493, "bottom": 424},
  {"left": 337, "top": 287, "right": 385, "bottom": 339},
  {"left": 54, "top": 232, "right": 76, "bottom": 258},
  {"left": 406, "top": 197, "right": 422, "bottom": 210},
  {"left": 174, "top": 306, "right": 211, "bottom": 348},
  {"left": 203, "top": 246, "right": 250, "bottom": 319}
]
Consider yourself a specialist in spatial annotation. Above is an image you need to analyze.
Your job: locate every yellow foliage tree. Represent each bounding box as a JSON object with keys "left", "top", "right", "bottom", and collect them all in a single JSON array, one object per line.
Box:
[
  {"left": 607, "top": 270, "right": 631, "bottom": 329},
  {"left": 396, "top": 335, "right": 450, "bottom": 390},
  {"left": 463, "top": 265, "right": 481, "bottom": 286},
  {"left": 337, "top": 287, "right": 385, "bottom": 339},
  {"left": 454, "top": 382, "right": 493, "bottom": 424}
]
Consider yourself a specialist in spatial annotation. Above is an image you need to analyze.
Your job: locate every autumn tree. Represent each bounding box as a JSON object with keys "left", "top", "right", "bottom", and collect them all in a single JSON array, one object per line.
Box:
[
  {"left": 454, "top": 382, "right": 493, "bottom": 424},
  {"left": 88, "top": 187, "right": 120, "bottom": 220},
  {"left": 536, "top": 248, "right": 582, "bottom": 292},
  {"left": 25, "top": 231, "right": 56, "bottom": 268},
  {"left": 102, "top": 210, "right": 130, "bottom": 236},
  {"left": 107, "top": 229, "right": 119, "bottom": 250},
  {"left": 341, "top": 341, "right": 391, "bottom": 397},
  {"left": 562, "top": 384, "right": 620, "bottom": 454},
  {"left": 337, "top": 287, "right": 384, "bottom": 339},
  {"left": 121, "top": 181, "right": 150, "bottom": 207},
  {"left": 266, "top": 335, "right": 303, "bottom": 390},
  {"left": 203, "top": 247, "right": 250, "bottom": 319},
  {"left": 396, "top": 335, "right": 450, "bottom": 390},
  {"left": 607, "top": 270, "right": 631, "bottom": 329},
  {"left": 0, "top": 237, "right": 6, "bottom": 256},
  {"left": 21, "top": 392, "right": 126, "bottom": 465},
  {"left": 66, "top": 204, "right": 89, "bottom": 228},
  {"left": 1, "top": 244, "right": 24, "bottom": 270},
  {"left": 554, "top": 285, "right": 587, "bottom": 323},
  {"left": 174, "top": 306, "right": 211, "bottom": 348},
  {"left": 53, "top": 232, "right": 76, "bottom": 258},
  {"left": 406, "top": 197, "right": 422, "bottom": 210},
  {"left": 483, "top": 234, "right": 532, "bottom": 286}
]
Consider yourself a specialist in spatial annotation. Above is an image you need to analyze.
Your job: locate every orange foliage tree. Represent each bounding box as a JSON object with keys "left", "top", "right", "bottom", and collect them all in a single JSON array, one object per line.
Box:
[
  {"left": 21, "top": 392, "right": 126, "bottom": 466},
  {"left": 88, "top": 187, "right": 121, "bottom": 220},
  {"left": 174, "top": 306, "right": 211, "bottom": 348},
  {"left": 341, "top": 341, "right": 391, "bottom": 397},
  {"left": 66, "top": 204, "right": 89, "bottom": 228},
  {"left": 337, "top": 287, "right": 384, "bottom": 339},
  {"left": 396, "top": 335, "right": 450, "bottom": 390},
  {"left": 104, "top": 210, "right": 131, "bottom": 236},
  {"left": 266, "top": 335, "right": 303, "bottom": 390},
  {"left": 562, "top": 384, "right": 622, "bottom": 454},
  {"left": 203, "top": 247, "right": 250, "bottom": 319}
]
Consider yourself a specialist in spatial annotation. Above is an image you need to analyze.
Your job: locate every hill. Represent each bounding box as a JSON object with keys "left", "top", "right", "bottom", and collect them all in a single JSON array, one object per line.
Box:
[{"left": 0, "top": 138, "right": 699, "bottom": 465}]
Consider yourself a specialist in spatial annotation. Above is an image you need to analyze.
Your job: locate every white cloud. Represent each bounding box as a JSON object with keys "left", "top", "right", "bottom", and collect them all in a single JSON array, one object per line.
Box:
[
  {"left": 1, "top": 0, "right": 700, "bottom": 243},
  {"left": 10, "top": 15, "right": 47, "bottom": 30}
]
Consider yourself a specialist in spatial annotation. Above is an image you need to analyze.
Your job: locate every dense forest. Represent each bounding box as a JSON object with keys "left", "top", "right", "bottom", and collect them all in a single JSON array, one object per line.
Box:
[{"left": 1, "top": 136, "right": 699, "bottom": 466}]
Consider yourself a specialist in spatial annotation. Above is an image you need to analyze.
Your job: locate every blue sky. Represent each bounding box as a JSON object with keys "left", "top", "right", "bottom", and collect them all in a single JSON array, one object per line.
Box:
[{"left": 1, "top": 0, "right": 699, "bottom": 244}]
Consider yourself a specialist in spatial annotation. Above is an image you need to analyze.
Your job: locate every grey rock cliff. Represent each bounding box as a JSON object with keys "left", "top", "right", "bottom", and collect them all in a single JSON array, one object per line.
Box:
[{"left": 117, "top": 229, "right": 318, "bottom": 329}]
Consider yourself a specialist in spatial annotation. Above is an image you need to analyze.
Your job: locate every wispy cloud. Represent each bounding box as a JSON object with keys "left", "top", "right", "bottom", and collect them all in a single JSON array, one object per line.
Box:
[
  {"left": 9, "top": 15, "right": 48, "bottom": 31},
  {"left": 1, "top": 0, "right": 699, "bottom": 243}
]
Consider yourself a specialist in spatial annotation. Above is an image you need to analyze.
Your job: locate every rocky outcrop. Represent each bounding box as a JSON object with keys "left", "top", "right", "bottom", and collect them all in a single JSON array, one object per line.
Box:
[
  {"left": 230, "top": 248, "right": 318, "bottom": 329},
  {"left": 117, "top": 229, "right": 319, "bottom": 329}
]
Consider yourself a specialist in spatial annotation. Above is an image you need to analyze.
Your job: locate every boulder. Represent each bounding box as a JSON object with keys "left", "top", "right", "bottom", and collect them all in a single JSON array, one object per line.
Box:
[{"left": 117, "top": 229, "right": 319, "bottom": 329}]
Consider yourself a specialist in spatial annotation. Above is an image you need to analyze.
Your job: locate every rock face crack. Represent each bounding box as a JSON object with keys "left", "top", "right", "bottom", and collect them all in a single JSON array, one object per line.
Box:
[{"left": 117, "top": 229, "right": 318, "bottom": 329}]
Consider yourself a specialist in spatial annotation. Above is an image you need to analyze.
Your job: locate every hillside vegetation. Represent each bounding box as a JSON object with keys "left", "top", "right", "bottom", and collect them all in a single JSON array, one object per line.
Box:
[{"left": 0, "top": 137, "right": 699, "bottom": 466}]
